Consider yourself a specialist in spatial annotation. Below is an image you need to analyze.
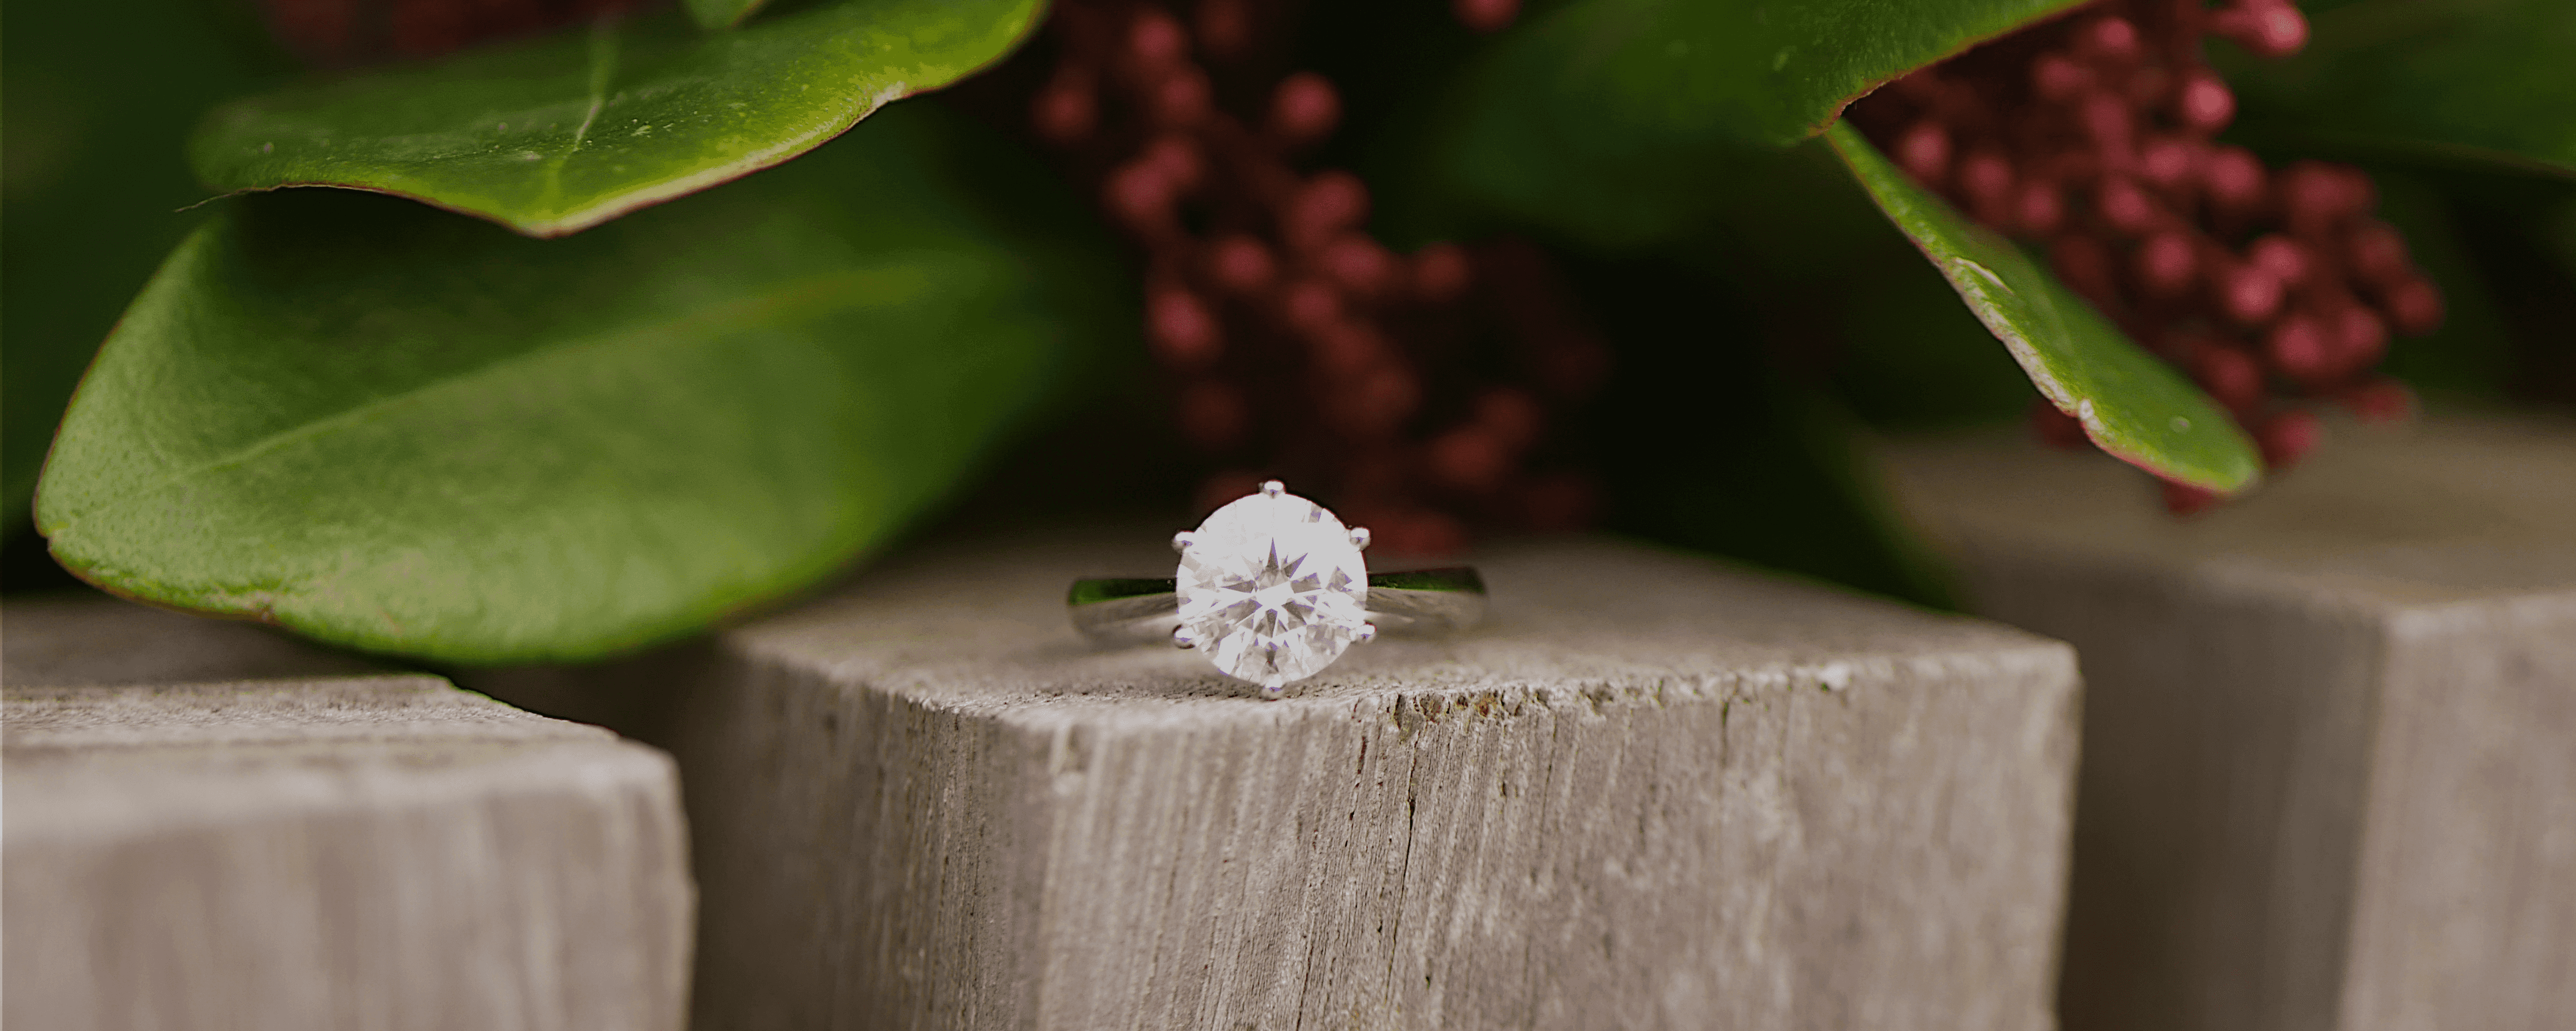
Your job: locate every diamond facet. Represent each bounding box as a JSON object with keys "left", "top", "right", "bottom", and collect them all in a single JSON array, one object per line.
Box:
[{"left": 1175, "top": 485, "right": 1371, "bottom": 689}]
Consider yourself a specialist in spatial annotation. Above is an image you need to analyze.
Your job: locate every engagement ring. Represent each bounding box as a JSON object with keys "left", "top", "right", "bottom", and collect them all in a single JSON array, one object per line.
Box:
[{"left": 1068, "top": 481, "right": 1486, "bottom": 695}]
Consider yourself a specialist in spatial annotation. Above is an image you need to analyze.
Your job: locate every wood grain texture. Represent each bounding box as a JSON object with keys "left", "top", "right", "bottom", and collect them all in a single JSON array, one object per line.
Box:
[
  {"left": 2, "top": 674, "right": 695, "bottom": 1031},
  {"left": 672, "top": 533, "right": 2081, "bottom": 1030},
  {"left": 1886, "top": 414, "right": 2576, "bottom": 1031}
]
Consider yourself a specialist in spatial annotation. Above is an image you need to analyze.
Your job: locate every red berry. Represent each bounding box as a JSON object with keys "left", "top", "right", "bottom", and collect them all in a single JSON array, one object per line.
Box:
[
  {"left": 2334, "top": 304, "right": 2389, "bottom": 368},
  {"left": 2257, "top": 410, "right": 2324, "bottom": 469},
  {"left": 2138, "top": 135, "right": 2200, "bottom": 190},
  {"left": 1205, "top": 236, "right": 1276, "bottom": 295},
  {"left": 2203, "top": 146, "right": 2266, "bottom": 211},
  {"left": 1030, "top": 75, "right": 1096, "bottom": 143},
  {"left": 1429, "top": 427, "right": 1508, "bottom": 492},
  {"left": 2214, "top": 1, "right": 2309, "bottom": 58},
  {"left": 2077, "top": 16, "right": 2142, "bottom": 66},
  {"left": 1140, "top": 134, "right": 1203, "bottom": 193},
  {"left": 1411, "top": 243, "right": 1472, "bottom": 303},
  {"left": 2136, "top": 232, "right": 2199, "bottom": 297},
  {"left": 1150, "top": 70, "right": 1213, "bottom": 127},
  {"left": 1281, "top": 278, "right": 1343, "bottom": 335},
  {"left": 2221, "top": 264, "right": 2285, "bottom": 324},
  {"left": 2081, "top": 93, "right": 2135, "bottom": 163},
  {"left": 2347, "top": 223, "right": 2412, "bottom": 284},
  {"left": 2096, "top": 176, "right": 2159, "bottom": 234},
  {"left": 2342, "top": 379, "right": 2415, "bottom": 423},
  {"left": 2384, "top": 277, "right": 2444, "bottom": 334},
  {"left": 1319, "top": 235, "right": 1400, "bottom": 298},
  {"left": 1148, "top": 289, "right": 1223, "bottom": 369},
  {"left": 2127, "top": 66, "right": 2175, "bottom": 108},
  {"left": 1959, "top": 149, "right": 2015, "bottom": 205},
  {"left": 1311, "top": 321, "right": 1384, "bottom": 377},
  {"left": 2016, "top": 180, "right": 2066, "bottom": 235},
  {"left": 1334, "top": 365, "right": 1418, "bottom": 437},
  {"left": 1127, "top": 10, "right": 1189, "bottom": 68},
  {"left": 2265, "top": 314, "right": 2333, "bottom": 384},
  {"left": 2031, "top": 53, "right": 2092, "bottom": 102},
  {"left": 1286, "top": 171, "right": 1369, "bottom": 250},
  {"left": 1453, "top": 0, "right": 1517, "bottom": 33},
  {"left": 2280, "top": 161, "right": 2361, "bottom": 235},
  {"left": 2333, "top": 165, "right": 2378, "bottom": 215},
  {"left": 1897, "top": 120, "right": 1952, "bottom": 186},
  {"left": 2248, "top": 234, "right": 2311, "bottom": 288},
  {"left": 2179, "top": 72, "right": 2236, "bottom": 132},
  {"left": 2161, "top": 480, "right": 2222, "bottom": 516},
  {"left": 1269, "top": 72, "right": 1340, "bottom": 146},
  {"left": 1103, "top": 161, "right": 1176, "bottom": 234},
  {"left": 2194, "top": 342, "right": 2264, "bottom": 411}
]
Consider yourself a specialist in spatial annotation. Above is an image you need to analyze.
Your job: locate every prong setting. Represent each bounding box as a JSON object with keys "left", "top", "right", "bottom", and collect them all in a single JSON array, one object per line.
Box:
[
  {"left": 1353, "top": 623, "right": 1378, "bottom": 644},
  {"left": 1171, "top": 531, "right": 1196, "bottom": 554},
  {"left": 1348, "top": 526, "right": 1372, "bottom": 550},
  {"left": 1172, "top": 625, "right": 1197, "bottom": 650},
  {"left": 1260, "top": 480, "right": 1285, "bottom": 497}
]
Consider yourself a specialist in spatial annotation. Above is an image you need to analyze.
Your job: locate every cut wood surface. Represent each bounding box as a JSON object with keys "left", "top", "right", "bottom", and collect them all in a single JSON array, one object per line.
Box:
[
  {"left": 673, "top": 532, "right": 2081, "bottom": 1030},
  {"left": 1886, "top": 414, "right": 2576, "bottom": 1031},
  {"left": 3, "top": 592, "right": 380, "bottom": 687},
  {"left": 2, "top": 665, "right": 694, "bottom": 1031}
]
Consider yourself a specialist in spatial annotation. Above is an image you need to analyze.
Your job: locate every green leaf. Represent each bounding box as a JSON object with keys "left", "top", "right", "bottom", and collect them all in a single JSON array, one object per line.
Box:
[
  {"left": 1823, "top": 121, "right": 2262, "bottom": 493},
  {"left": 37, "top": 104, "right": 1122, "bottom": 663},
  {"left": 686, "top": 0, "right": 770, "bottom": 30},
  {"left": 188, "top": 0, "right": 1044, "bottom": 238},
  {"left": 1409, "top": 0, "right": 2083, "bottom": 247},
  {"left": 2222, "top": 0, "right": 2576, "bottom": 177}
]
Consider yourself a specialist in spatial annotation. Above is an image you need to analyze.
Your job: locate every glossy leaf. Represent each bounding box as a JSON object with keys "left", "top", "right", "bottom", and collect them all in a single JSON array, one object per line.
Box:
[
  {"left": 1411, "top": 0, "right": 2083, "bottom": 247},
  {"left": 686, "top": 0, "right": 770, "bottom": 30},
  {"left": 189, "top": 0, "right": 1043, "bottom": 237},
  {"left": 2222, "top": 0, "right": 2576, "bottom": 177},
  {"left": 37, "top": 105, "right": 1122, "bottom": 662},
  {"left": 1824, "top": 122, "right": 2262, "bottom": 493}
]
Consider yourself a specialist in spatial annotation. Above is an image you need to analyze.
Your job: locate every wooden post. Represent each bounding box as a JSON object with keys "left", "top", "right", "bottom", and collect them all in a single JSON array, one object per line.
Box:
[
  {"left": 1887, "top": 415, "right": 2576, "bottom": 1031},
  {"left": 3, "top": 601, "right": 695, "bottom": 1031},
  {"left": 671, "top": 534, "right": 2081, "bottom": 1029}
]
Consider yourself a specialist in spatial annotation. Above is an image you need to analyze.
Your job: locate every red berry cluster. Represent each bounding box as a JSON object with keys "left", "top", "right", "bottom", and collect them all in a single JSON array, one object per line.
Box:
[
  {"left": 1029, "top": 0, "right": 1606, "bottom": 553},
  {"left": 1848, "top": 0, "right": 2438, "bottom": 511},
  {"left": 261, "top": 0, "right": 645, "bottom": 67}
]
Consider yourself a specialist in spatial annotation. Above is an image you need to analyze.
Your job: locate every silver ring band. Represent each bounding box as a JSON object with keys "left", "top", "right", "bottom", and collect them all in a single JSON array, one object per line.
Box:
[{"left": 1068, "top": 567, "right": 1487, "bottom": 648}]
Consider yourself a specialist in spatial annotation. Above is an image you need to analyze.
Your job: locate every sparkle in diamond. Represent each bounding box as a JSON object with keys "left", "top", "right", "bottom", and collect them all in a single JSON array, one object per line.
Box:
[{"left": 1176, "top": 488, "right": 1370, "bottom": 689}]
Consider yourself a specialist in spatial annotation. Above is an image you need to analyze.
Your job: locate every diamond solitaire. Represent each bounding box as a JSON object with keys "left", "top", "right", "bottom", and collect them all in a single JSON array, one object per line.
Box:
[
  {"left": 1063, "top": 484, "right": 1486, "bottom": 696},
  {"left": 1173, "top": 482, "right": 1374, "bottom": 689}
]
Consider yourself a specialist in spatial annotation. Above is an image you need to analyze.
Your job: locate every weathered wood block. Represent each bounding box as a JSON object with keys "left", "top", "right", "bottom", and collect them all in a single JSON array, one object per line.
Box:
[
  {"left": 3, "top": 671, "right": 695, "bottom": 1031},
  {"left": 1885, "top": 416, "right": 2576, "bottom": 1031},
  {"left": 3, "top": 593, "right": 381, "bottom": 687},
  {"left": 671, "top": 533, "right": 2081, "bottom": 1029}
]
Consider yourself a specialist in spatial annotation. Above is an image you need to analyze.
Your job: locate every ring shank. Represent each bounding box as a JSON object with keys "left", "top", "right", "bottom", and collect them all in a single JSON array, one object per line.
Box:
[{"left": 1067, "top": 567, "right": 1487, "bottom": 647}]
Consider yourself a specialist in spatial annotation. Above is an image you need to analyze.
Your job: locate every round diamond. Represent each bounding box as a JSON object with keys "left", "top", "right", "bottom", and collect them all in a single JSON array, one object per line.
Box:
[{"left": 1176, "top": 486, "right": 1370, "bottom": 689}]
